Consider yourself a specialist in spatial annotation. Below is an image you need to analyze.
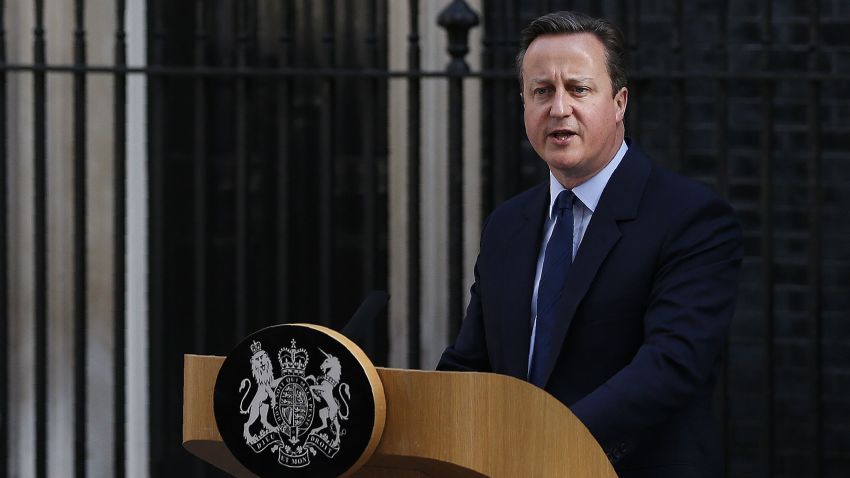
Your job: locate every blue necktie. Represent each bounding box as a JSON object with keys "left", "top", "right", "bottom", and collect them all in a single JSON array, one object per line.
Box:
[{"left": 529, "top": 190, "right": 575, "bottom": 387}]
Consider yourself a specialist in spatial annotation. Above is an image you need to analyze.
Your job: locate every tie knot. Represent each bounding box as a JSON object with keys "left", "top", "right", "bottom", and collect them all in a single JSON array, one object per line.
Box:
[{"left": 552, "top": 190, "right": 575, "bottom": 216}]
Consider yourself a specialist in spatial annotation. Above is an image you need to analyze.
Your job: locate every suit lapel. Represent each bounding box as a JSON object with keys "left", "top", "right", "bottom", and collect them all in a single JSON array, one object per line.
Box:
[
  {"left": 536, "top": 143, "right": 652, "bottom": 387},
  {"left": 494, "top": 185, "right": 548, "bottom": 380}
]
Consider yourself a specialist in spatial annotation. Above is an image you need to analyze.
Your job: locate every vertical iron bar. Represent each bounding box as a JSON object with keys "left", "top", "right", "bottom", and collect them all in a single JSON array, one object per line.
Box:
[
  {"left": 479, "top": 0, "right": 493, "bottom": 214},
  {"left": 0, "top": 0, "right": 6, "bottom": 473},
  {"left": 0, "top": 0, "right": 7, "bottom": 474},
  {"left": 407, "top": 0, "right": 421, "bottom": 368},
  {"left": 298, "top": 0, "right": 313, "bottom": 324},
  {"left": 624, "top": 0, "right": 640, "bottom": 139},
  {"left": 148, "top": 0, "right": 166, "bottom": 472},
  {"left": 113, "top": 0, "right": 127, "bottom": 475},
  {"left": 33, "top": 0, "right": 48, "bottom": 476},
  {"left": 806, "top": 1, "right": 823, "bottom": 475},
  {"left": 714, "top": 1, "right": 730, "bottom": 475},
  {"left": 361, "top": 0, "right": 379, "bottom": 292},
  {"left": 447, "top": 70, "right": 464, "bottom": 340},
  {"left": 193, "top": 0, "right": 207, "bottom": 353},
  {"left": 491, "top": 1, "right": 509, "bottom": 206},
  {"left": 276, "top": 0, "right": 293, "bottom": 322},
  {"left": 509, "top": 0, "right": 523, "bottom": 196},
  {"left": 670, "top": 0, "right": 683, "bottom": 172},
  {"left": 191, "top": 11, "right": 207, "bottom": 474},
  {"left": 73, "top": 1, "right": 88, "bottom": 476},
  {"left": 235, "top": 0, "right": 250, "bottom": 339},
  {"left": 714, "top": 0, "right": 729, "bottom": 206},
  {"left": 318, "top": 0, "right": 336, "bottom": 326},
  {"left": 438, "top": 0, "right": 478, "bottom": 340},
  {"left": 759, "top": 0, "right": 774, "bottom": 474},
  {"left": 714, "top": 1, "right": 730, "bottom": 224}
]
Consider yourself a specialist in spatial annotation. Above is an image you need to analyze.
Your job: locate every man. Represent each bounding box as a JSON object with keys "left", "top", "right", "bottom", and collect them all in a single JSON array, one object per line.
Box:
[{"left": 437, "top": 11, "right": 743, "bottom": 477}]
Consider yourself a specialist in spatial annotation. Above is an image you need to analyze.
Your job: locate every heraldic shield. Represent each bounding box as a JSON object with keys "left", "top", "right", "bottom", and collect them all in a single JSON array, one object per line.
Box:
[{"left": 214, "top": 324, "right": 385, "bottom": 478}]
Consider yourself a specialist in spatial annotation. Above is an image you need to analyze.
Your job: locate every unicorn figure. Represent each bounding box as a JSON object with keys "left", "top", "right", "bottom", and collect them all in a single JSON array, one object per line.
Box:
[{"left": 307, "top": 349, "right": 350, "bottom": 448}]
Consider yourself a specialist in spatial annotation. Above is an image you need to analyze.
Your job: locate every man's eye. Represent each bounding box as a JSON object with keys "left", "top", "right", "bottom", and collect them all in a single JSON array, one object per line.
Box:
[
  {"left": 573, "top": 86, "right": 590, "bottom": 94},
  {"left": 534, "top": 87, "right": 551, "bottom": 95}
]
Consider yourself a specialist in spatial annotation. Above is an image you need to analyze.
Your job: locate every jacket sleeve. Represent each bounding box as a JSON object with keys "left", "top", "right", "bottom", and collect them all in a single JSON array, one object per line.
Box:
[
  {"left": 437, "top": 215, "right": 494, "bottom": 373},
  {"left": 436, "top": 256, "right": 493, "bottom": 373},
  {"left": 570, "top": 194, "right": 743, "bottom": 461}
]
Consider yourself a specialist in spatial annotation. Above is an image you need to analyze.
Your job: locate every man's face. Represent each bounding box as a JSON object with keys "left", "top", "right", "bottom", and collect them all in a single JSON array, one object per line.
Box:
[{"left": 521, "top": 32, "right": 628, "bottom": 189}]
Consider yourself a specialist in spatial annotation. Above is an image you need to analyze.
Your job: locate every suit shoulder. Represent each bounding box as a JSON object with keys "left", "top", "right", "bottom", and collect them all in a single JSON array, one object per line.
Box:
[
  {"left": 646, "top": 165, "right": 730, "bottom": 213},
  {"left": 476, "top": 182, "right": 547, "bottom": 250},
  {"left": 641, "top": 165, "right": 742, "bottom": 252}
]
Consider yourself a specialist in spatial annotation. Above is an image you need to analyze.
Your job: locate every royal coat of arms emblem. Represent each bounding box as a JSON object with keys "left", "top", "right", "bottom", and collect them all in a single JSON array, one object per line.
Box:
[
  {"left": 238, "top": 338, "right": 351, "bottom": 468},
  {"left": 214, "top": 323, "right": 385, "bottom": 477}
]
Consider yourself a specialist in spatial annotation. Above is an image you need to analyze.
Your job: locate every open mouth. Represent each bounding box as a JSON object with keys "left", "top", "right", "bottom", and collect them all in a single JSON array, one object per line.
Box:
[{"left": 548, "top": 129, "right": 576, "bottom": 141}]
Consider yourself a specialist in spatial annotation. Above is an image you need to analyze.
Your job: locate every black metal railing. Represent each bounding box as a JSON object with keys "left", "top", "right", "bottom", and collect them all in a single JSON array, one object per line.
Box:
[
  {"left": 1, "top": 0, "right": 848, "bottom": 477},
  {"left": 439, "top": 0, "right": 479, "bottom": 341},
  {"left": 33, "top": 1, "right": 48, "bottom": 477},
  {"left": 113, "top": 2, "right": 128, "bottom": 474},
  {"left": 0, "top": 0, "right": 6, "bottom": 475},
  {"left": 73, "top": 1, "right": 88, "bottom": 475},
  {"left": 406, "top": 0, "right": 422, "bottom": 370}
]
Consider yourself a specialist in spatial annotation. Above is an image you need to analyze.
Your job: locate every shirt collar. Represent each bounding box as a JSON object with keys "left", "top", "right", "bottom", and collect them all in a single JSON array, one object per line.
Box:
[{"left": 548, "top": 140, "right": 628, "bottom": 219}]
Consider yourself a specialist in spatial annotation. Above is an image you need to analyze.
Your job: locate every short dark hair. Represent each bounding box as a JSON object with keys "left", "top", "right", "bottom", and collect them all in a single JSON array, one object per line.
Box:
[{"left": 516, "top": 11, "right": 628, "bottom": 96}]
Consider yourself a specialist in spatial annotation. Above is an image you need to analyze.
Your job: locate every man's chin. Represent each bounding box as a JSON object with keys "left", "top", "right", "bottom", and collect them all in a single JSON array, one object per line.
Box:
[
  {"left": 545, "top": 157, "right": 600, "bottom": 189},
  {"left": 543, "top": 154, "right": 583, "bottom": 173}
]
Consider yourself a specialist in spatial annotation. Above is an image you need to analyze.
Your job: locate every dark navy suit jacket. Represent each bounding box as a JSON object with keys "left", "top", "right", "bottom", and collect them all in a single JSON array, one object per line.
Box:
[{"left": 437, "top": 141, "right": 743, "bottom": 477}]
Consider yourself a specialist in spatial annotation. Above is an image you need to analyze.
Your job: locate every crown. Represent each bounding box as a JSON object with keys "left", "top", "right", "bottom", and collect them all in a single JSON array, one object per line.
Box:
[
  {"left": 250, "top": 340, "right": 263, "bottom": 356},
  {"left": 278, "top": 339, "right": 308, "bottom": 376}
]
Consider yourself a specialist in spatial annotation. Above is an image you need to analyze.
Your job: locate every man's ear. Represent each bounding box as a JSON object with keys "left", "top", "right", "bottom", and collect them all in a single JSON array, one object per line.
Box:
[{"left": 614, "top": 87, "right": 628, "bottom": 122}]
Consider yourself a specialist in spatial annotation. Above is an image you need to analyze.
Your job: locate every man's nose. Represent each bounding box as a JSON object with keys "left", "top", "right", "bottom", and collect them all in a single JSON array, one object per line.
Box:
[{"left": 549, "top": 89, "right": 573, "bottom": 117}]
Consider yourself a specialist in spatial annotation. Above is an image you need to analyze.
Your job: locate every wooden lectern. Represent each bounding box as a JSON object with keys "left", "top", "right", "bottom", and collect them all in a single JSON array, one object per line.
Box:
[{"left": 184, "top": 354, "right": 617, "bottom": 477}]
